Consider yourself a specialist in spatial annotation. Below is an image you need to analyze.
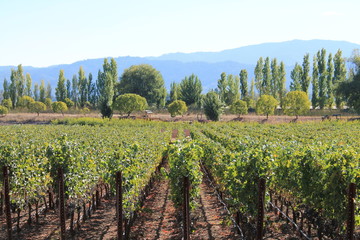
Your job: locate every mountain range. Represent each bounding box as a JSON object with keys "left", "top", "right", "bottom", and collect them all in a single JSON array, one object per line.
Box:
[{"left": 1, "top": 39, "right": 359, "bottom": 92}]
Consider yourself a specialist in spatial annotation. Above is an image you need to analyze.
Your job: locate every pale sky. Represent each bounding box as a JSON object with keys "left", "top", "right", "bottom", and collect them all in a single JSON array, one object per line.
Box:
[{"left": 1, "top": 0, "right": 359, "bottom": 67}]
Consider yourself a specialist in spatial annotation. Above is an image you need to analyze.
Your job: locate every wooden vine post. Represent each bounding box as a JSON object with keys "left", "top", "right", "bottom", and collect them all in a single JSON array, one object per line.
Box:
[
  {"left": 116, "top": 171, "right": 123, "bottom": 240},
  {"left": 183, "top": 176, "right": 190, "bottom": 240},
  {"left": 3, "top": 166, "right": 12, "bottom": 240},
  {"left": 256, "top": 178, "right": 266, "bottom": 240},
  {"left": 58, "top": 167, "right": 66, "bottom": 240},
  {"left": 347, "top": 182, "right": 356, "bottom": 240}
]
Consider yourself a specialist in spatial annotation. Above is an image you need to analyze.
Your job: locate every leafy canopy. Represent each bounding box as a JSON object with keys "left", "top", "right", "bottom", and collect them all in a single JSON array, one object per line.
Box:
[
  {"left": 203, "top": 91, "right": 223, "bottom": 121},
  {"left": 230, "top": 99, "right": 248, "bottom": 117},
  {"left": 30, "top": 101, "right": 47, "bottom": 116},
  {"left": 52, "top": 101, "right": 68, "bottom": 115},
  {"left": 283, "top": 91, "right": 310, "bottom": 118},
  {"left": 113, "top": 93, "right": 147, "bottom": 116},
  {"left": 179, "top": 74, "right": 203, "bottom": 107},
  {"left": 167, "top": 100, "right": 187, "bottom": 117},
  {"left": 119, "top": 64, "right": 166, "bottom": 107},
  {"left": 256, "top": 95, "right": 278, "bottom": 119},
  {"left": 0, "top": 105, "right": 8, "bottom": 115}
]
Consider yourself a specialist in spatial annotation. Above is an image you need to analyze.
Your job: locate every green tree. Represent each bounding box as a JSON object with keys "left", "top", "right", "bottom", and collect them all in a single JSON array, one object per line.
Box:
[
  {"left": 39, "top": 80, "right": 46, "bottom": 103},
  {"left": 52, "top": 101, "right": 68, "bottom": 115},
  {"left": 290, "top": 63, "right": 302, "bottom": 91},
  {"left": 9, "top": 69, "right": 18, "bottom": 108},
  {"left": 226, "top": 75, "right": 240, "bottom": 105},
  {"left": 25, "top": 73, "right": 33, "bottom": 97},
  {"left": 333, "top": 49, "right": 347, "bottom": 109},
  {"left": 0, "top": 105, "right": 8, "bottom": 116},
  {"left": 71, "top": 75, "right": 79, "bottom": 108},
  {"left": 254, "top": 57, "right": 264, "bottom": 95},
  {"left": 169, "top": 82, "right": 179, "bottom": 103},
  {"left": 178, "top": 74, "right": 203, "bottom": 107},
  {"left": 239, "top": 69, "right": 248, "bottom": 99},
  {"left": 87, "top": 73, "right": 97, "bottom": 106},
  {"left": 262, "top": 57, "right": 272, "bottom": 95},
  {"left": 337, "top": 51, "right": 360, "bottom": 113},
  {"left": 55, "top": 70, "right": 67, "bottom": 102},
  {"left": 282, "top": 91, "right": 311, "bottom": 119},
  {"left": 46, "top": 82, "right": 52, "bottom": 99},
  {"left": 278, "top": 62, "right": 287, "bottom": 107},
  {"left": 2, "top": 98, "right": 12, "bottom": 109},
  {"left": 119, "top": 64, "right": 166, "bottom": 107},
  {"left": 33, "top": 83, "right": 39, "bottom": 101},
  {"left": 312, "top": 55, "right": 319, "bottom": 109},
  {"left": 317, "top": 49, "right": 327, "bottom": 109},
  {"left": 9, "top": 64, "right": 26, "bottom": 107},
  {"left": 17, "top": 95, "right": 35, "bottom": 109},
  {"left": 29, "top": 101, "right": 46, "bottom": 116},
  {"left": 66, "top": 79, "right": 71, "bottom": 99},
  {"left": 301, "top": 53, "right": 311, "bottom": 94},
  {"left": 97, "top": 59, "right": 116, "bottom": 118},
  {"left": 64, "top": 98, "right": 74, "bottom": 108},
  {"left": 217, "top": 72, "right": 228, "bottom": 102},
  {"left": 256, "top": 95, "right": 278, "bottom": 119},
  {"left": 326, "top": 53, "right": 334, "bottom": 108},
  {"left": 167, "top": 100, "right": 187, "bottom": 117},
  {"left": 270, "top": 58, "right": 279, "bottom": 98},
  {"left": 78, "top": 66, "right": 88, "bottom": 107},
  {"left": 44, "top": 98, "right": 52, "bottom": 109},
  {"left": 113, "top": 93, "right": 147, "bottom": 116},
  {"left": 230, "top": 99, "right": 248, "bottom": 117},
  {"left": 3, "top": 78, "right": 10, "bottom": 100},
  {"left": 203, "top": 91, "right": 223, "bottom": 121}
]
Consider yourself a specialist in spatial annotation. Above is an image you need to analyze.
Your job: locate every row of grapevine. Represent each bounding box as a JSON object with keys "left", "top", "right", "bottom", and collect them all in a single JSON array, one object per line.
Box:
[
  {"left": 189, "top": 121, "right": 359, "bottom": 238},
  {"left": 0, "top": 120, "right": 171, "bottom": 239}
]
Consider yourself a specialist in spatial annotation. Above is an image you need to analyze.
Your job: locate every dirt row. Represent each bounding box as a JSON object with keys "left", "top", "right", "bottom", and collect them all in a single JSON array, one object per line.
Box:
[{"left": 1, "top": 173, "right": 238, "bottom": 240}]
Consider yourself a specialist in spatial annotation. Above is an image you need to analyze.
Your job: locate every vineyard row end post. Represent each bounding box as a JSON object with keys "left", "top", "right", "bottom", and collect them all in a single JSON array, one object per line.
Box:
[{"left": 183, "top": 176, "right": 190, "bottom": 240}]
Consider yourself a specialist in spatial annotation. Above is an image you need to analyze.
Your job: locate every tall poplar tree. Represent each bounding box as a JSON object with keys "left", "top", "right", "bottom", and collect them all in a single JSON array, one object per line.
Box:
[
  {"left": 333, "top": 49, "right": 347, "bottom": 109},
  {"left": 226, "top": 74, "right": 240, "bottom": 105},
  {"left": 3, "top": 78, "right": 10, "bottom": 100},
  {"left": 262, "top": 57, "right": 271, "bottom": 95},
  {"left": 39, "top": 80, "right": 46, "bottom": 103},
  {"left": 87, "top": 73, "right": 97, "bottom": 106},
  {"left": 97, "top": 58, "right": 117, "bottom": 118},
  {"left": 301, "top": 53, "right": 311, "bottom": 94},
  {"left": 217, "top": 72, "right": 227, "bottom": 103},
  {"left": 71, "top": 75, "right": 79, "bottom": 108},
  {"left": 170, "top": 82, "right": 179, "bottom": 102},
  {"left": 34, "top": 83, "right": 39, "bottom": 101},
  {"left": 317, "top": 49, "right": 327, "bottom": 109},
  {"left": 254, "top": 57, "right": 264, "bottom": 95},
  {"left": 312, "top": 55, "right": 319, "bottom": 109},
  {"left": 25, "top": 73, "right": 33, "bottom": 97},
  {"left": 9, "top": 69, "right": 17, "bottom": 108},
  {"left": 270, "top": 58, "right": 279, "bottom": 98},
  {"left": 66, "top": 79, "right": 71, "bottom": 99},
  {"left": 16, "top": 65, "right": 25, "bottom": 100},
  {"left": 239, "top": 69, "right": 248, "bottom": 99},
  {"left": 278, "top": 62, "right": 287, "bottom": 107},
  {"left": 250, "top": 78, "right": 255, "bottom": 100},
  {"left": 290, "top": 63, "right": 302, "bottom": 91},
  {"left": 46, "top": 82, "right": 52, "bottom": 99},
  {"left": 55, "top": 70, "right": 67, "bottom": 102},
  {"left": 326, "top": 53, "right": 334, "bottom": 108},
  {"left": 78, "top": 66, "right": 88, "bottom": 107}
]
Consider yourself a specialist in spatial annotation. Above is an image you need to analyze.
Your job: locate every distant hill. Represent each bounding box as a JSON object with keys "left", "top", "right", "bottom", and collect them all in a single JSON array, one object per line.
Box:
[
  {"left": 1, "top": 40, "right": 359, "bottom": 92},
  {"left": 150, "top": 39, "right": 360, "bottom": 65}
]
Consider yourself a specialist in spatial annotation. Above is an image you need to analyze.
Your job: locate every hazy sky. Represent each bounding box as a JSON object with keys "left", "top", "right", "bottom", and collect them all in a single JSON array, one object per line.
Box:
[{"left": 1, "top": 0, "right": 359, "bottom": 67}]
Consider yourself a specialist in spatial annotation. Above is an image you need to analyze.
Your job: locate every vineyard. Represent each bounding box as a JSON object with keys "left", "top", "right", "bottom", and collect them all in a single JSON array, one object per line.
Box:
[{"left": 0, "top": 119, "right": 359, "bottom": 239}]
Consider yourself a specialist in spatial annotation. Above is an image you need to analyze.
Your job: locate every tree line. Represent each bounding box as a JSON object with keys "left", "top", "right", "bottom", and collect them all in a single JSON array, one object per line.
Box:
[{"left": 1, "top": 48, "right": 359, "bottom": 119}]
